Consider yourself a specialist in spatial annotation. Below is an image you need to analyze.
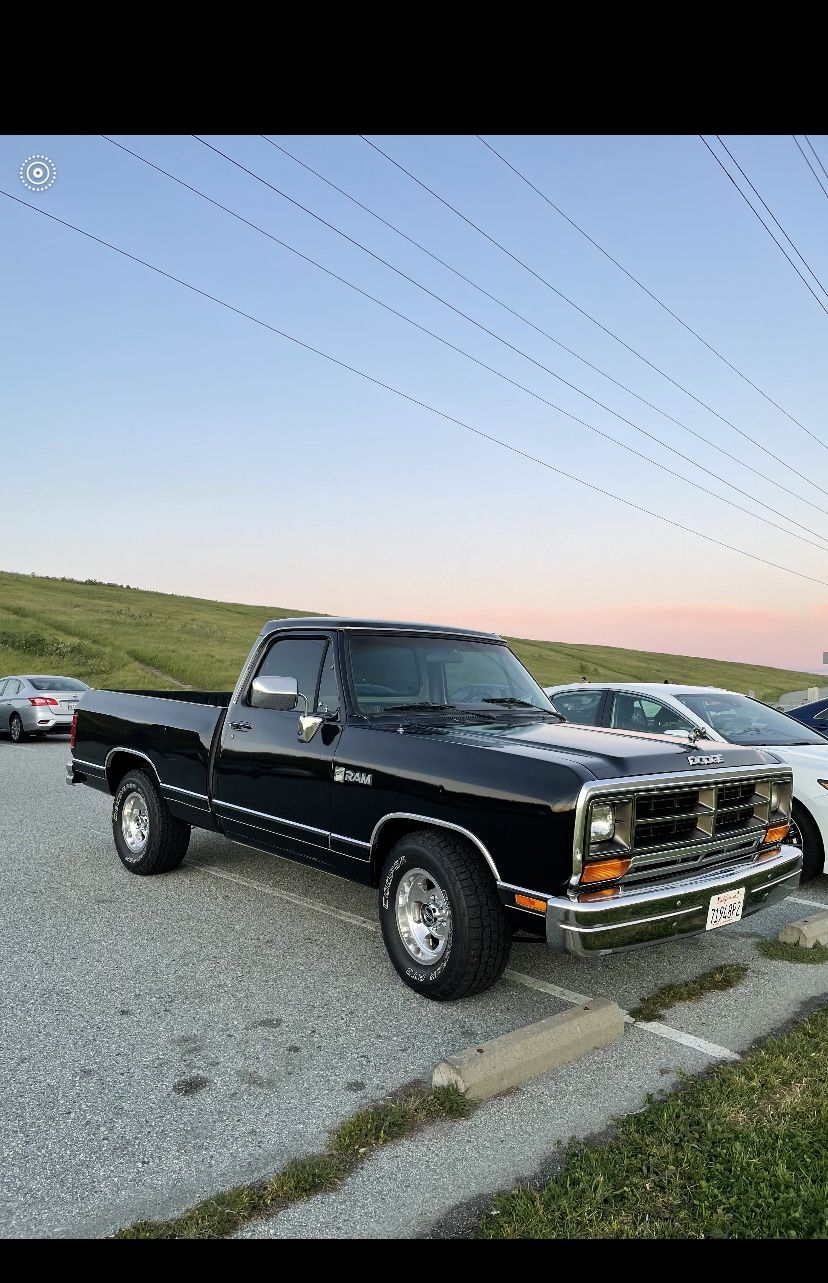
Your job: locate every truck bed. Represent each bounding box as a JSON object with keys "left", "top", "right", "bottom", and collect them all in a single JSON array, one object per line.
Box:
[{"left": 70, "top": 688, "right": 233, "bottom": 823}]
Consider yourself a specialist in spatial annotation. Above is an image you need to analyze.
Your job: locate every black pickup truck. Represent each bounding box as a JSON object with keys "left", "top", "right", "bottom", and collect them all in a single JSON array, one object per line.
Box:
[{"left": 68, "top": 618, "right": 801, "bottom": 1000}]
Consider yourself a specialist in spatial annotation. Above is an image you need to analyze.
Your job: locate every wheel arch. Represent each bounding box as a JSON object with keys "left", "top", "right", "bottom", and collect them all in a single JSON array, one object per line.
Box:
[
  {"left": 105, "top": 748, "right": 163, "bottom": 795},
  {"left": 368, "top": 812, "right": 500, "bottom": 886}
]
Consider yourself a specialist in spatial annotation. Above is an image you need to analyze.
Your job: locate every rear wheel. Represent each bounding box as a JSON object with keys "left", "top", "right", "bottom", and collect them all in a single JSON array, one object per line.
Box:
[
  {"left": 9, "top": 714, "right": 25, "bottom": 744},
  {"left": 112, "top": 769, "right": 190, "bottom": 875},
  {"left": 790, "top": 802, "right": 825, "bottom": 884},
  {"left": 378, "top": 828, "right": 511, "bottom": 1001}
]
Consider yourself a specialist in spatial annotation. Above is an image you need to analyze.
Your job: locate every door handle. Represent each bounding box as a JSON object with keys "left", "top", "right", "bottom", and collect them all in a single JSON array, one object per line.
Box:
[{"left": 229, "top": 721, "right": 252, "bottom": 732}]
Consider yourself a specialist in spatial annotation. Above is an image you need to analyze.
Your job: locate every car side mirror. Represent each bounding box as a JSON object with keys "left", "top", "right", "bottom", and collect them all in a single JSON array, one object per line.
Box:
[{"left": 250, "top": 675, "right": 299, "bottom": 711}]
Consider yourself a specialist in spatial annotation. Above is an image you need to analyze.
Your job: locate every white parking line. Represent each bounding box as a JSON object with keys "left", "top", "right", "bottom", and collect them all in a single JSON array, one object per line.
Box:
[
  {"left": 193, "top": 863, "right": 380, "bottom": 932},
  {"left": 786, "top": 895, "right": 826, "bottom": 909},
  {"left": 632, "top": 1021, "right": 740, "bottom": 1061},
  {"left": 192, "top": 862, "right": 740, "bottom": 1062},
  {"left": 503, "top": 969, "right": 595, "bottom": 1008}
]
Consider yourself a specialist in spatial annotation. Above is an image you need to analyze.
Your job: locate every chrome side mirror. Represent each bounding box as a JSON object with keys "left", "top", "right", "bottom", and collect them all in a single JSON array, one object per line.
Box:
[{"left": 250, "top": 675, "right": 298, "bottom": 710}]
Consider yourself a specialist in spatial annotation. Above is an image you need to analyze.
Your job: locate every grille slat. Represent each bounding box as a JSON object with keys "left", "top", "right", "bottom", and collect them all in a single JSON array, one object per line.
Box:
[{"left": 600, "top": 773, "right": 777, "bottom": 884}]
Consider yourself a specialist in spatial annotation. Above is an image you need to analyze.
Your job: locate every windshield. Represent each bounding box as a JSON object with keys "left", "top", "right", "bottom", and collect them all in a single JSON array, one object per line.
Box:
[
  {"left": 347, "top": 635, "right": 557, "bottom": 717},
  {"left": 26, "top": 672, "right": 87, "bottom": 692},
  {"left": 677, "top": 692, "right": 828, "bottom": 746}
]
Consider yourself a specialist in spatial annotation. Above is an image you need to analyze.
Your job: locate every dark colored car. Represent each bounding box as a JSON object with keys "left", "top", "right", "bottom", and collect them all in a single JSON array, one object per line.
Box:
[
  {"left": 66, "top": 619, "right": 800, "bottom": 1000},
  {"left": 787, "top": 699, "right": 828, "bottom": 737}
]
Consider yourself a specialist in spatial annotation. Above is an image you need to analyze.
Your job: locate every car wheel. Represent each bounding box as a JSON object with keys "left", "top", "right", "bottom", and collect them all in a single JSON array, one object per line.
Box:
[
  {"left": 9, "top": 714, "right": 26, "bottom": 744},
  {"left": 378, "top": 828, "right": 511, "bottom": 1001},
  {"left": 790, "top": 803, "right": 825, "bottom": 884},
  {"left": 112, "top": 769, "right": 191, "bottom": 875}
]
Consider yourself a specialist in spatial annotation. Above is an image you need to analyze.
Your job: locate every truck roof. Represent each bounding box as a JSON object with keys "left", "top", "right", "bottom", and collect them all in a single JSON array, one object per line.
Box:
[{"left": 261, "top": 617, "right": 502, "bottom": 640}]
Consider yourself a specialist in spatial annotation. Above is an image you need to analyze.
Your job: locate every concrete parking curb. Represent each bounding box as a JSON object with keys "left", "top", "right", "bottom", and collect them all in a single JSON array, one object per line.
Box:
[
  {"left": 432, "top": 999, "right": 625, "bottom": 1100},
  {"left": 778, "top": 909, "right": 828, "bottom": 948}
]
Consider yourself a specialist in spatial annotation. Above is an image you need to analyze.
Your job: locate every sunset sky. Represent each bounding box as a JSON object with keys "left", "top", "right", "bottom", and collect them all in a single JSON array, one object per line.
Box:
[{"left": 2, "top": 134, "right": 827, "bottom": 672}]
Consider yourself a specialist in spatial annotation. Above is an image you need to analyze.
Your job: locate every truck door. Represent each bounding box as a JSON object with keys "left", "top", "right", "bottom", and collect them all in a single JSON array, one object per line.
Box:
[{"left": 211, "top": 632, "right": 342, "bottom": 866}]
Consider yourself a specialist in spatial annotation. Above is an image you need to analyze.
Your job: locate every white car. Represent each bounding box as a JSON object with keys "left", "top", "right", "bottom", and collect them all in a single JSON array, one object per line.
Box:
[{"left": 544, "top": 682, "right": 828, "bottom": 882}]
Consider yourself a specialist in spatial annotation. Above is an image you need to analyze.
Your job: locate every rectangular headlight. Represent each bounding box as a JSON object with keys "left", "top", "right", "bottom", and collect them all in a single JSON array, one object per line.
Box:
[{"left": 590, "top": 802, "right": 616, "bottom": 843}]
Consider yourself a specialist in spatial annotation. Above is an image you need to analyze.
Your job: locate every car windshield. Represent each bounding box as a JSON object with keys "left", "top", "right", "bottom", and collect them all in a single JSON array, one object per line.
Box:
[
  {"left": 676, "top": 692, "right": 828, "bottom": 746},
  {"left": 347, "top": 635, "right": 558, "bottom": 717},
  {"left": 26, "top": 676, "right": 88, "bottom": 692}
]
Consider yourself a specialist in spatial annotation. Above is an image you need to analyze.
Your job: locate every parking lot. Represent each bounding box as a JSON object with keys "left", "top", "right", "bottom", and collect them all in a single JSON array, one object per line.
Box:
[{"left": 3, "top": 737, "right": 827, "bottom": 1239}]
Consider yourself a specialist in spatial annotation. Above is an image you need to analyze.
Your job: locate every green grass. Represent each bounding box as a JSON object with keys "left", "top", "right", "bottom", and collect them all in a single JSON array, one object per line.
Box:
[
  {"left": 479, "top": 1004, "right": 828, "bottom": 1239},
  {"left": 758, "top": 939, "right": 828, "bottom": 965},
  {"left": 630, "top": 964, "right": 749, "bottom": 1023},
  {"left": 114, "top": 1084, "right": 471, "bottom": 1239},
  {"left": 0, "top": 570, "right": 818, "bottom": 701}
]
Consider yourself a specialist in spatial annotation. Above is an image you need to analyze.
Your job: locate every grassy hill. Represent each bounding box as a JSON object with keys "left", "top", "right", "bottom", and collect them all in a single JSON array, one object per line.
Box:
[{"left": 0, "top": 569, "right": 818, "bottom": 703}]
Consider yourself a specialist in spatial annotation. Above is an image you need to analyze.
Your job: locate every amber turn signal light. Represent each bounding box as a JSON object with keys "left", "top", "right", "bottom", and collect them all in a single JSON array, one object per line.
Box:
[
  {"left": 765, "top": 824, "right": 790, "bottom": 846},
  {"left": 515, "top": 893, "right": 548, "bottom": 913},
  {"left": 578, "top": 887, "right": 621, "bottom": 902},
  {"left": 580, "top": 857, "right": 631, "bottom": 884}
]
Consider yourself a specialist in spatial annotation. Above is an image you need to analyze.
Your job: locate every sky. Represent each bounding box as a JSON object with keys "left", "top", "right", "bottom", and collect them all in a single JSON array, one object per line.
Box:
[{"left": 1, "top": 133, "right": 827, "bottom": 672}]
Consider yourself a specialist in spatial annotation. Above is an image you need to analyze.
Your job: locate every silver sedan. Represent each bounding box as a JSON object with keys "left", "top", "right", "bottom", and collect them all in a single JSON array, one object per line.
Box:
[{"left": 0, "top": 675, "right": 90, "bottom": 742}]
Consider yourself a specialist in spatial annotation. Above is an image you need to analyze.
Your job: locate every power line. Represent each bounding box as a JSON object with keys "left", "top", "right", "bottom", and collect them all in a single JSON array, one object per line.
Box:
[
  {"left": 262, "top": 134, "right": 827, "bottom": 521},
  {"left": 191, "top": 135, "right": 828, "bottom": 540},
  {"left": 701, "top": 134, "right": 828, "bottom": 319},
  {"left": 3, "top": 185, "right": 826, "bottom": 591},
  {"left": 477, "top": 132, "right": 828, "bottom": 452},
  {"left": 714, "top": 135, "right": 828, "bottom": 304},
  {"left": 792, "top": 135, "right": 828, "bottom": 202},
  {"left": 100, "top": 135, "right": 828, "bottom": 556},
  {"left": 361, "top": 134, "right": 828, "bottom": 490}
]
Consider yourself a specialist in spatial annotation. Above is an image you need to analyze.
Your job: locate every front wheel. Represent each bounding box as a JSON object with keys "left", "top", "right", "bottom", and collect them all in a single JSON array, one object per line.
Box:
[
  {"left": 379, "top": 828, "right": 511, "bottom": 1001},
  {"left": 112, "top": 769, "right": 191, "bottom": 875},
  {"left": 790, "top": 803, "right": 825, "bottom": 884}
]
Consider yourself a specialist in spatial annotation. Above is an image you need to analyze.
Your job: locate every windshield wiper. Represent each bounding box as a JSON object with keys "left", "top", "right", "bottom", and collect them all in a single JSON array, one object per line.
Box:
[
  {"left": 481, "top": 698, "right": 562, "bottom": 717},
  {"left": 381, "top": 702, "right": 457, "bottom": 713}
]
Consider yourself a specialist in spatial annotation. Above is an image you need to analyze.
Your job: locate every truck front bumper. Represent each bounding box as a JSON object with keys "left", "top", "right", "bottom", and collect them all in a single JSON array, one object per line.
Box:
[{"left": 546, "top": 846, "right": 802, "bottom": 956}]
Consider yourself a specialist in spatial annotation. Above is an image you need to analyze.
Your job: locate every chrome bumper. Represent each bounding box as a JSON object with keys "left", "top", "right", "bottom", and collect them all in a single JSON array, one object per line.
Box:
[{"left": 546, "top": 846, "right": 802, "bottom": 956}]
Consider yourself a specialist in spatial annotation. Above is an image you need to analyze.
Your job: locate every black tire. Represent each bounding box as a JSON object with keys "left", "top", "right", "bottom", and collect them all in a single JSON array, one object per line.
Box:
[
  {"left": 9, "top": 714, "right": 26, "bottom": 744},
  {"left": 379, "top": 828, "right": 511, "bottom": 1001},
  {"left": 112, "top": 769, "right": 190, "bottom": 875},
  {"left": 791, "top": 802, "right": 824, "bottom": 884}
]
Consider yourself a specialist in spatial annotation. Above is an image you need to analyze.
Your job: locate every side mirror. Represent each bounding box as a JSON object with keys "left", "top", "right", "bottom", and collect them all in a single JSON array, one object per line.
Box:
[{"left": 250, "top": 675, "right": 298, "bottom": 711}]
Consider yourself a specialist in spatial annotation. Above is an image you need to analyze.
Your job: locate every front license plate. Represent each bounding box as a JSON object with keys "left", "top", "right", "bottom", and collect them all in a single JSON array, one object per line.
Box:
[{"left": 706, "top": 887, "right": 745, "bottom": 931}]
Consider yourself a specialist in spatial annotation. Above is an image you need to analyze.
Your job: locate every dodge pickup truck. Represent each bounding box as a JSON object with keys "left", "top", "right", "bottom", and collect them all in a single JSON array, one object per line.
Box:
[{"left": 67, "top": 618, "right": 802, "bottom": 1000}]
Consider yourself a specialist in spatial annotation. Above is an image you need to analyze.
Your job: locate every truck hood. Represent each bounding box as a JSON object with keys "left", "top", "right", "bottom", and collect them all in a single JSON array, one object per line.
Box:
[{"left": 413, "top": 718, "right": 774, "bottom": 779}]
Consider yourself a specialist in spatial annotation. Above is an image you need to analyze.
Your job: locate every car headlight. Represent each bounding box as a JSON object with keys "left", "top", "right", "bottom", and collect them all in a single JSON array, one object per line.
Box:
[{"left": 590, "top": 802, "right": 616, "bottom": 843}]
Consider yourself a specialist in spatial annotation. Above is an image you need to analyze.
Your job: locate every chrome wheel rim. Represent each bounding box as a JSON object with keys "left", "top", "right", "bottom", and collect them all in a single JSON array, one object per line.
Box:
[
  {"left": 121, "top": 791, "right": 149, "bottom": 854},
  {"left": 10, "top": 718, "right": 20, "bottom": 741},
  {"left": 395, "top": 868, "right": 451, "bottom": 963}
]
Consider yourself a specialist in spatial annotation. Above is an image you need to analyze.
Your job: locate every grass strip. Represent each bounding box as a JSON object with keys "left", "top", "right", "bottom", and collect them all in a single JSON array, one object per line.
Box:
[
  {"left": 758, "top": 939, "right": 828, "bottom": 965},
  {"left": 479, "top": 1002, "right": 828, "bottom": 1239},
  {"left": 630, "top": 963, "right": 748, "bottom": 1023},
  {"left": 114, "top": 1084, "right": 471, "bottom": 1239}
]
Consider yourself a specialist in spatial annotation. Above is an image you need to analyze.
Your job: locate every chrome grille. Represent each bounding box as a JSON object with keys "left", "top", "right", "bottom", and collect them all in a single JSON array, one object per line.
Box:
[{"left": 582, "top": 768, "right": 792, "bottom": 890}]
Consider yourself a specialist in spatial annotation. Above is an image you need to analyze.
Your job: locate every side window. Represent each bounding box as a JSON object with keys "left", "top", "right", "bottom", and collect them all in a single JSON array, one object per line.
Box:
[
  {"left": 551, "top": 690, "right": 604, "bottom": 725},
  {"left": 610, "top": 693, "right": 693, "bottom": 735},
  {"left": 316, "top": 642, "right": 341, "bottom": 716},
  {"left": 4, "top": 679, "right": 21, "bottom": 696},
  {"left": 0, "top": 680, "right": 7, "bottom": 696},
  {"left": 252, "top": 638, "right": 328, "bottom": 712}
]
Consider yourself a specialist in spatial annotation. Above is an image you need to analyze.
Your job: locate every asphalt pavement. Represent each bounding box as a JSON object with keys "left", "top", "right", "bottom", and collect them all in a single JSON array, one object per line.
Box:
[{"left": 2, "top": 737, "right": 826, "bottom": 1239}]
